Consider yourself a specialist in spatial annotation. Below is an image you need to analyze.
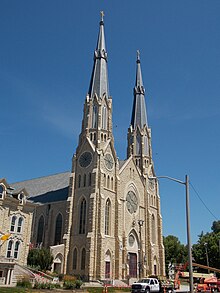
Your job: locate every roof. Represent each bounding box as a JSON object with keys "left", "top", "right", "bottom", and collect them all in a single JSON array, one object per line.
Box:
[{"left": 11, "top": 172, "right": 70, "bottom": 201}]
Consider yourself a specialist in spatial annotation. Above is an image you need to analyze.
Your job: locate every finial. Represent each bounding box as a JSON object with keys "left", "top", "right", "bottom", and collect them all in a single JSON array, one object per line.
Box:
[
  {"left": 137, "top": 50, "right": 140, "bottom": 62},
  {"left": 100, "top": 11, "right": 105, "bottom": 22}
]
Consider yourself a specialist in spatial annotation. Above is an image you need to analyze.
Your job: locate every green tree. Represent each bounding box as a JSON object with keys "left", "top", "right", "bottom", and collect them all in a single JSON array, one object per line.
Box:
[
  {"left": 163, "top": 235, "right": 188, "bottom": 275},
  {"left": 211, "top": 220, "right": 220, "bottom": 234},
  {"left": 27, "top": 248, "right": 53, "bottom": 272},
  {"left": 192, "top": 222, "right": 220, "bottom": 273}
]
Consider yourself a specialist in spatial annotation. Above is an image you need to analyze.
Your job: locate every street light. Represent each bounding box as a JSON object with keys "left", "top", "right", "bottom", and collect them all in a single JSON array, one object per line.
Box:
[
  {"left": 149, "top": 175, "right": 193, "bottom": 293},
  {"left": 138, "top": 219, "right": 144, "bottom": 279}
]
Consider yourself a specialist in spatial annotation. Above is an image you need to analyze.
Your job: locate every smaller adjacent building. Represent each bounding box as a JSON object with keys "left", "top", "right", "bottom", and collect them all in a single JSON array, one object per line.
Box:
[{"left": 0, "top": 178, "right": 35, "bottom": 285}]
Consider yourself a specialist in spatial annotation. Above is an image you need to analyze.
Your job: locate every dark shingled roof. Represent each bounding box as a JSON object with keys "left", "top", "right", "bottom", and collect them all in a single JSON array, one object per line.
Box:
[{"left": 11, "top": 172, "right": 70, "bottom": 202}]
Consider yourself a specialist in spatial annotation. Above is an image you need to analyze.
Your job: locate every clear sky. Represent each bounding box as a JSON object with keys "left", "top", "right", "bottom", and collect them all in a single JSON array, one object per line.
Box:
[{"left": 1, "top": 0, "right": 219, "bottom": 245}]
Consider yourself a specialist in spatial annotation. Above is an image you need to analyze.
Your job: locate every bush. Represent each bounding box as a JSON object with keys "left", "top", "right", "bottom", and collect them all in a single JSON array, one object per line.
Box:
[
  {"left": 63, "top": 275, "right": 83, "bottom": 289},
  {"left": 33, "top": 281, "right": 60, "bottom": 290},
  {"left": 16, "top": 278, "right": 32, "bottom": 288}
]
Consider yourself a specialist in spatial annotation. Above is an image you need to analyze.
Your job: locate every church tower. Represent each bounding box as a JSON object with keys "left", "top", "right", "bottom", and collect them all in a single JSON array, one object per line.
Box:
[
  {"left": 127, "top": 52, "right": 165, "bottom": 277},
  {"left": 66, "top": 12, "right": 118, "bottom": 281}
]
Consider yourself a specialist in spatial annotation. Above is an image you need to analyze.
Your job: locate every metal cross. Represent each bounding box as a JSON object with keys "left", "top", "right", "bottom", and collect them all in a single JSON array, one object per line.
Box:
[{"left": 100, "top": 11, "right": 105, "bottom": 21}]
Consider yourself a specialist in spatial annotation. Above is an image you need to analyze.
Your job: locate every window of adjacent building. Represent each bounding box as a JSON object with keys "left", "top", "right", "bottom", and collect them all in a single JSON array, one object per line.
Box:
[
  {"left": 105, "top": 199, "right": 111, "bottom": 235},
  {"left": 81, "top": 248, "right": 86, "bottom": 270},
  {"left": 73, "top": 248, "right": 77, "bottom": 270},
  {"left": 17, "top": 217, "right": 23, "bottom": 233},
  {"left": 37, "top": 215, "right": 44, "bottom": 245},
  {"left": 92, "top": 105, "right": 98, "bottom": 128},
  {"left": 0, "top": 185, "right": 4, "bottom": 199},
  {"left": 79, "top": 199, "right": 86, "bottom": 234},
  {"left": 6, "top": 240, "right": 13, "bottom": 258},
  {"left": 14, "top": 241, "right": 20, "bottom": 259},
  {"left": 54, "top": 213, "right": 63, "bottom": 245},
  {"left": 10, "top": 216, "right": 17, "bottom": 232}
]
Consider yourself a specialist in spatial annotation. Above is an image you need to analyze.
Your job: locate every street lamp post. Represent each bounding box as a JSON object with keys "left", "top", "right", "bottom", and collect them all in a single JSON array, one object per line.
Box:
[
  {"left": 138, "top": 219, "right": 144, "bottom": 279},
  {"left": 149, "top": 175, "right": 193, "bottom": 293}
]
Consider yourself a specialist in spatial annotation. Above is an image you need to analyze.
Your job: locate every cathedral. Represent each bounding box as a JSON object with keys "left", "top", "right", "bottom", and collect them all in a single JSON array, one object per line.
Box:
[{"left": 9, "top": 13, "right": 165, "bottom": 282}]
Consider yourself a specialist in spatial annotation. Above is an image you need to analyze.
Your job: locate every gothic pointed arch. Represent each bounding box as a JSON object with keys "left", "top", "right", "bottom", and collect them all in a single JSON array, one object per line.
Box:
[
  {"left": 81, "top": 247, "right": 86, "bottom": 270},
  {"left": 54, "top": 213, "right": 63, "bottom": 245},
  {"left": 79, "top": 197, "right": 87, "bottom": 234},
  {"left": 73, "top": 247, "right": 78, "bottom": 270},
  {"left": 37, "top": 215, "right": 44, "bottom": 245},
  {"left": 105, "top": 198, "right": 111, "bottom": 235}
]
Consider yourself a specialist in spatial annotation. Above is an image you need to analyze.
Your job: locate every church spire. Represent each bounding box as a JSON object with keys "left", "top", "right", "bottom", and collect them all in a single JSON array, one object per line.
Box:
[
  {"left": 88, "top": 11, "right": 109, "bottom": 99},
  {"left": 131, "top": 50, "right": 148, "bottom": 129}
]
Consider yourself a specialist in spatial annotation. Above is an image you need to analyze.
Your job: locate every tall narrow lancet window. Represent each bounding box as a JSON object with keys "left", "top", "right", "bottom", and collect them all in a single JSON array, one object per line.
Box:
[
  {"left": 136, "top": 134, "right": 141, "bottom": 155},
  {"left": 54, "top": 213, "right": 63, "bottom": 245},
  {"left": 151, "top": 214, "right": 156, "bottom": 244},
  {"left": 78, "top": 175, "right": 81, "bottom": 188},
  {"left": 79, "top": 199, "right": 86, "bottom": 234},
  {"left": 143, "top": 136, "right": 148, "bottom": 155},
  {"left": 102, "top": 105, "right": 107, "bottom": 129},
  {"left": 105, "top": 199, "right": 111, "bottom": 235},
  {"left": 92, "top": 105, "right": 98, "bottom": 128},
  {"left": 73, "top": 248, "right": 77, "bottom": 270},
  {"left": 37, "top": 215, "right": 44, "bottom": 245},
  {"left": 81, "top": 248, "right": 86, "bottom": 270}
]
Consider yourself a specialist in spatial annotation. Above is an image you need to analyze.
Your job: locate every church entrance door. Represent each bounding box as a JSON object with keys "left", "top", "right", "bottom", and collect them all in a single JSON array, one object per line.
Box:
[
  {"left": 105, "top": 261, "right": 110, "bottom": 279},
  {"left": 129, "top": 253, "right": 137, "bottom": 278}
]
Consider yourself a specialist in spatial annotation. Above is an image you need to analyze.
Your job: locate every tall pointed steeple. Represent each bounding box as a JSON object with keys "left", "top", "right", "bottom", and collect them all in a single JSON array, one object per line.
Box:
[
  {"left": 131, "top": 50, "right": 148, "bottom": 129},
  {"left": 78, "top": 12, "right": 113, "bottom": 149},
  {"left": 88, "top": 11, "right": 109, "bottom": 99},
  {"left": 127, "top": 51, "right": 151, "bottom": 171}
]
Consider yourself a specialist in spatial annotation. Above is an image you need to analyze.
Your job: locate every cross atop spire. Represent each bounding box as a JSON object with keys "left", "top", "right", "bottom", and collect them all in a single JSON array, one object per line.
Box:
[
  {"left": 100, "top": 11, "right": 104, "bottom": 22},
  {"left": 88, "top": 12, "right": 109, "bottom": 99}
]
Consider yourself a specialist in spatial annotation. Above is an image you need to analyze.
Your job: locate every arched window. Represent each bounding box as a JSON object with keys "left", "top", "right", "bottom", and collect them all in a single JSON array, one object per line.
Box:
[
  {"left": 37, "top": 215, "right": 44, "bottom": 245},
  {"left": 54, "top": 213, "right": 63, "bottom": 245},
  {"left": 136, "top": 134, "right": 141, "bottom": 155},
  {"left": 78, "top": 175, "right": 81, "bottom": 188},
  {"left": 92, "top": 105, "right": 98, "bottom": 128},
  {"left": 105, "top": 199, "right": 111, "bottom": 235},
  {"left": 10, "top": 216, "right": 17, "bottom": 232},
  {"left": 103, "top": 174, "right": 106, "bottom": 187},
  {"left": 102, "top": 105, "right": 107, "bottom": 129},
  {"left": 73, "top": 248, "right": 77, "bottom": 270},
  {"left": 81, "top": 248, "right": 86, "bottom": 270},
  {"left": 17, "top": 217, "right": 23, "bottom": 233},
  {"left": 7, "top": 240, "right": 13, "bottom": 258},
  {"left": 111, "top": 177, "right": 114, "bottom": 190},
  {"left": 79, "top": 199, "right": 86, "bottom": 234},
  {"left": 83, "top": 174, "right": 86, "bottom": 187},
  {"left": 151, "top": 214, "right": 156, "bottom": 244},
  {"left": 14, "top": 241, "right": 20, "bottom": 259}
]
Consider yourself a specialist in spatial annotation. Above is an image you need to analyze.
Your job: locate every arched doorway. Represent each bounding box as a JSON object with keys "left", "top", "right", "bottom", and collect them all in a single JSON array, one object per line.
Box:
[
  {"left": 53, "top": 253, "right": 63, "bottom": 274},
  {"left": 105, "top": 250, "right": 111, "bottom": 279}
]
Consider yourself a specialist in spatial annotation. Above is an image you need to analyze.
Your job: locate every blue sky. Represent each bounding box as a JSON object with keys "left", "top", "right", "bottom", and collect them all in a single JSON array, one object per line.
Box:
[{"left": 1, "top": 0, "right": 219, "bottom": 245}]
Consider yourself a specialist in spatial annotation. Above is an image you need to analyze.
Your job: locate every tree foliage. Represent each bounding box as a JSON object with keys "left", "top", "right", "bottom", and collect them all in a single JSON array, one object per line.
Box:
[
  {"left": 192, "top": 220, "right": 220, "bottom": 273},
  {"left": 27, "top": 248, "right": 53, "bottom": 272},
  {"left": 163, "top": 235, "right": 188, "bottom": 275}
]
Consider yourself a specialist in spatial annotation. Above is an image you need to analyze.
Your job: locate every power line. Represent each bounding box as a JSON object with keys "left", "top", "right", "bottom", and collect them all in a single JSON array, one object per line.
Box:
[{"left": 189, "top": 181, "right": 218, "bottom": 220}]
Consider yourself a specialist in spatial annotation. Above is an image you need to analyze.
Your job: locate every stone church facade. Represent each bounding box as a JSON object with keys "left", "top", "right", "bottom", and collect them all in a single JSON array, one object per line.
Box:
[{"left": 10, "top": 14, "right": 165, "bottom": 281}]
